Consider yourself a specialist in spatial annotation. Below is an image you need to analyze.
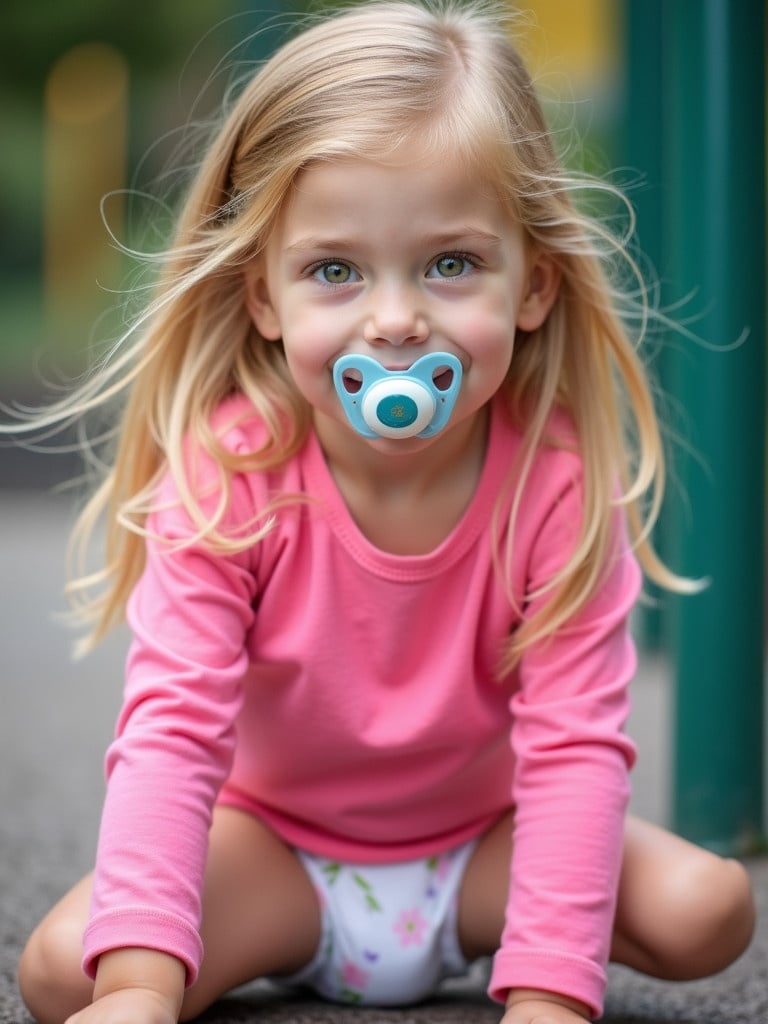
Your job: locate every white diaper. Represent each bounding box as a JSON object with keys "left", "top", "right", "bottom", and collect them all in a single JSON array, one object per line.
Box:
[{"left": 280, "top": 839, "right": 477, "bottom": 1006}]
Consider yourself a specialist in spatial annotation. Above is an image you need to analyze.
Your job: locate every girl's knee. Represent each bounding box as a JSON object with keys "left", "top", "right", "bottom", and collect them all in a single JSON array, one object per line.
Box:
[
  {"left": 656, "top": 852, "right": 755, "bottom": 978},
  {"left": 617, "top": 820, "right": 756, "bottom": 981},
  {"left": 710, "top": 856, "right": 755, "bottom": 953},
  {"left": 18, "top": 915, "right": 92, "bottom": 1024}
]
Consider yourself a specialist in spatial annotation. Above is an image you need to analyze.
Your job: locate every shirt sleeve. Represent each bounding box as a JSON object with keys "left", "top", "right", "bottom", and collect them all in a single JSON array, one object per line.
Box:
[
  {"left": 82, "top": 467, "right": 258, "bottom": 985},
  {"left": 488, "top": 472, "right": 640, "bottom": 1018}
]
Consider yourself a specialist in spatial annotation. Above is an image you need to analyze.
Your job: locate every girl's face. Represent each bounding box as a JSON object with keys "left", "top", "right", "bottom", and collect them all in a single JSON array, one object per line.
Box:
[{"left": 246, "top": 150, "right": 559, "bottom": 456}]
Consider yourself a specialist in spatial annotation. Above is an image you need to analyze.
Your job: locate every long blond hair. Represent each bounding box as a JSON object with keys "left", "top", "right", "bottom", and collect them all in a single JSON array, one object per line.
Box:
[{"left": 8, "top": 0, "right": 691, "bottom": 662}]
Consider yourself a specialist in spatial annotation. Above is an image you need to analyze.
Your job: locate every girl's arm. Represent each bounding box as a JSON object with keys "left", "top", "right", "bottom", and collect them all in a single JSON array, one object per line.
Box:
[
  {"left": 83, "top": 456, "right": 259, "bottom": 992},
  {"left": 490, "top": 467, "right": 640, "bottom": 1018},
  {"left": 502, "top": 989, "right": 590, "bottom": 1024},
  {"left": 70, "top": 949, "right": 185, "bottom": 1024}
]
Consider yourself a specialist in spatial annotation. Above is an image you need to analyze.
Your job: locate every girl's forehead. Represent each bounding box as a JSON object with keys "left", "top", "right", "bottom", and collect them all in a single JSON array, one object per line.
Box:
[
  {"left": 286, "top": 153, "right": 506, "bottom": 222},
  {"left": 291, "top": 137, "right": 506, "bottom": 202},
  {"left": 266, "top": 152, "right": 524, "bottom": 258}
]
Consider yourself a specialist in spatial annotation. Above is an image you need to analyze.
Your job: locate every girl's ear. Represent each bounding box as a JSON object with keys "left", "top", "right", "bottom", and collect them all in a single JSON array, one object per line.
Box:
[
  {"left": 244, "top": 260, "right": 282, "bottom": 340},
  {"left": 516, "top": 251, "right": 561, "bottom": 332}
]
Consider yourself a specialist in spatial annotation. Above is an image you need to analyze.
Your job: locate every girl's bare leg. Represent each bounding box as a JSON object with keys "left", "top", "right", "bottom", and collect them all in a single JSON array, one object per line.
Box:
[
  {"left": 610, "top": 816, "right": 755, "bottom": 978},
  {"left": 17, "top": 873, "right": 95, "bottom": 1024},
  {"left": 18, "top": 806, "right": 321, "bottom": 1024},
  {"left": 457, "top": 812, "right": 755, "bottom": 977},
  {"left": 181, "top": 806, "right": 321, "bottom": 1018}
]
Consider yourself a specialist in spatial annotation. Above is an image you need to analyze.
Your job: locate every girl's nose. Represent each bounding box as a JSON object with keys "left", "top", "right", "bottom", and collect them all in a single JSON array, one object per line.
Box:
[{"left": 363, "top": 284, "right": 429, "bottom": 347}]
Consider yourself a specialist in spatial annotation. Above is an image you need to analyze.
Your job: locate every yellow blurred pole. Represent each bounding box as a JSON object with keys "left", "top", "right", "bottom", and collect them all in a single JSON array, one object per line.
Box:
[
  {"left": 44, "top": 43, "right": 128, "bottom": 356},
  {"left": 516, "top": 0, "right": 617, "bottom": 91}
]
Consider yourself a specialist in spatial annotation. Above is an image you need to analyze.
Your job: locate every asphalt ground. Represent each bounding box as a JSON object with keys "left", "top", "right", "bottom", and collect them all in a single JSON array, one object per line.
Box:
[{"left": 2, "top": 491, "right": 766, "bottom": 1024}]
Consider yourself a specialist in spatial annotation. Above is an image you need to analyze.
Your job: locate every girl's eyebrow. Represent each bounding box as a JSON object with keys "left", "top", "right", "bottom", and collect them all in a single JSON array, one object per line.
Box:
[
  {"left": 422, "top": 229, "right": 504, "bottom": 249},
  {"left": 284, "top": 228, "right": 503, "bottom": 255},
  {"left": 284, "top": 236, "right": 357, "bottom": 255}
]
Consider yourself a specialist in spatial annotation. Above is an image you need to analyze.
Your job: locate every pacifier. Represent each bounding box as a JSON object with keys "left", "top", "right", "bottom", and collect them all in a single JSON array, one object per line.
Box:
[{"left": 333, "top": 352, "right": 463, "bottom": 439}]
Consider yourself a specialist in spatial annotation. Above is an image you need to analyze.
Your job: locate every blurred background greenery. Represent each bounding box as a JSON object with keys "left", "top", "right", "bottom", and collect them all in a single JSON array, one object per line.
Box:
[{"left": 0, "top": 0, "right": 620, "bottom": 390}]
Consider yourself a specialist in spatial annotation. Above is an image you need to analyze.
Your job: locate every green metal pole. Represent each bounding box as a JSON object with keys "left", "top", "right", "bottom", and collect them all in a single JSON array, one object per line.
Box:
[
  {"left": 620, "top": 0, "right": 669, "bottom": 652},
  {"left": 664, "top": 0, "right": 766, "bottom": 852}
]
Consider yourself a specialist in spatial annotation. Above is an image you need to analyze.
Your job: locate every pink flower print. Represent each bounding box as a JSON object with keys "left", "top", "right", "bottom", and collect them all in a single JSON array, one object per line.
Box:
[
  {"left": 393, "top": 907, "right": 428, "bottom": 946},
  {"left": 341, "top": 960, "right": 370, "bottom": 990}
]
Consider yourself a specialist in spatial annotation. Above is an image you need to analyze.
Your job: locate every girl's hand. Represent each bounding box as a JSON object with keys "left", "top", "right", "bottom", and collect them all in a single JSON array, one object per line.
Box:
[
  {"left": 501, "top": 989, "right": 591, "bottom": 1024},
  {"left": 66, "top": 987, "right": 179, "bottom": 1024}
]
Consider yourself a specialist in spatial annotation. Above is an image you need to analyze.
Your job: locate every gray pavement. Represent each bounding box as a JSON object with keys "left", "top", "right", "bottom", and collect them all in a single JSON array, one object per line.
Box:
[{"left": 2, "top": 491, "right": 766, "bottom": 1023}]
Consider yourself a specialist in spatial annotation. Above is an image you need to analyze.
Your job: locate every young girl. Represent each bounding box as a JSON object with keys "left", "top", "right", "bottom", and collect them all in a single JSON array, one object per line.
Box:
[{"left": 16, "top": 3, "right": 755, "bottom": 1023}]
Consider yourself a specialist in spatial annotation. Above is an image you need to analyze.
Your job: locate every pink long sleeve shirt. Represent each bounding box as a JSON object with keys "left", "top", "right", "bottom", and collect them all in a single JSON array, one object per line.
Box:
[{"left": 83, "top": 394, "right": 639, "bottom": 1018}]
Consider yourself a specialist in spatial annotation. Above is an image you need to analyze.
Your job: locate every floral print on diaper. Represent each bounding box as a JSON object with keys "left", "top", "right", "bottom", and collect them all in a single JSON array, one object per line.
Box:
[
  {"left": 425, "top": 853, "right": 452, "bottom": 898},
  {"left": 320, "top": 862, "right": 382, "bottom": 1001},
  {"left": 314, "top": 848, "right": 462, "bottom": 1005},
  {"left": 352, "top": 871, "right": 383, "bottom": 913},
  {"left": 393, "top": 907, "right": 428, "bottom": 946},
  {"left": 339, "top": 959, "right": 369, "bottom": 1003}
]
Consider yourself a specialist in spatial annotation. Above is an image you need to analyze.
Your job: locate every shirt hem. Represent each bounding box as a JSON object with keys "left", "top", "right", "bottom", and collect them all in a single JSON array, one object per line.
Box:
[
  {"left": 216, "top": 786, "right": 507, "bottom": 863},
  {"left": 82, "top": 907, "right": 204, "bottom": 988},
  {"left": 488, "top": 948, "right": 606, "bottom": 1019}
]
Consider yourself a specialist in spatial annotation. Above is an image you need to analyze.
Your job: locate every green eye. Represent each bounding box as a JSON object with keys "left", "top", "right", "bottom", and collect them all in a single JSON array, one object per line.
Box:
[
  {"left": 431, "top": 255, "right": 467, "bottom": 278},
  {"left": 316, "top": 261, "right": 353, "bottom": 284}
]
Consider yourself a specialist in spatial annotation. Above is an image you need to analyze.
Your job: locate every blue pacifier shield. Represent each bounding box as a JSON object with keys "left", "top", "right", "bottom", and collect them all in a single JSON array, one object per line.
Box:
[{"left": 333, "top": 352, "right": 463, "bottom": 439}]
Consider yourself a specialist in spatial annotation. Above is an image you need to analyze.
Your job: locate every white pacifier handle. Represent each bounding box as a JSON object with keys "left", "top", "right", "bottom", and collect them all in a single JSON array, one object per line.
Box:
[{"left": 332, "top": 352, "right": 463, "bottom": 439}]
